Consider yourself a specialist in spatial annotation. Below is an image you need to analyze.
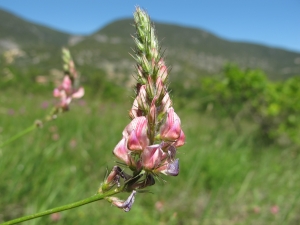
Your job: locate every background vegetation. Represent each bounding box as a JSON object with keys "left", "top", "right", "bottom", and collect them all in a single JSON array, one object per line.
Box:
[
  {"left": 1, "top": 7, "right": 300, "bottom": 225},
  {"left": 1, "top": 63, "right": 300, "bottom": 225}
]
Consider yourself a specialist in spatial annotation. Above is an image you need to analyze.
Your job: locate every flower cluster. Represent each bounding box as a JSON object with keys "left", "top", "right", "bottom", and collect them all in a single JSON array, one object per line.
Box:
[
  {"left": 101, "top": 7, "right": 185, "bottom": 212},
  {"left": 53, "top": 48, "right": 84, "bottom": 112}
]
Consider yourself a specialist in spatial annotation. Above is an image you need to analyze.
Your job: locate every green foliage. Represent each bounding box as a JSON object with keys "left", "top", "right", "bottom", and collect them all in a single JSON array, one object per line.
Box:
[
  {"left": 200, "top": 64, "right": 300, "bottom": 145},
  {"left": 1, "top": 93, "right": 300, "bottom": 224}
]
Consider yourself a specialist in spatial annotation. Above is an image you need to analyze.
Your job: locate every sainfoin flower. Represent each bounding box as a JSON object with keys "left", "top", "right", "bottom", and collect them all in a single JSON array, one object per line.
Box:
[
  {"left": 99, "top": 7, "right": 185, "bottom": 212},
  {"left": 53, "top": 76, "right": 84, "bottom": 110},
  {"left": 53, "top": 48, "right": 84, "bottom": 111}
]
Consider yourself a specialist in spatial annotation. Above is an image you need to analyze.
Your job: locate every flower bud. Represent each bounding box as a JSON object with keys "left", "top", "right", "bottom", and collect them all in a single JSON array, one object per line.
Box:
[
  {"left": 129, "top": 99, "right": 140, "bottom": 119},
  {"left": 148, "top": 97, "right": 157, "bottom": 126},
  {"left": 146, "top": 76, "right": 155, "bottom": 98},
  {"left": 160, "top": 107, "right": 181, "bottom": 141},
  {"left": 101, "top": 166, "right": 122, "bottom": 192},
  {"left": 155, "top": 77, "right": 165, "bottom": 100},
  {"left": 137, "top": 85, "right": 148, "bottom": 112},
  {"left": 159, "top": 93, "right": 171, "bottom": 117},
  {"left": 157, "top": 59, "right": 168, "bottom": 82}
]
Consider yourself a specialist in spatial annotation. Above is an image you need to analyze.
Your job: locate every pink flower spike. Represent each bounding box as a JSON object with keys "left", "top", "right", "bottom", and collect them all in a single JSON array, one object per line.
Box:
[
  {"left": 141, "top": 144, "right": 163, "bottom": 171},
  {"left": 113, "top": 138, "right": 132, "bottom": 166},
  {"left": 160, "top": 107, "right": 182, "bottom": 141}
]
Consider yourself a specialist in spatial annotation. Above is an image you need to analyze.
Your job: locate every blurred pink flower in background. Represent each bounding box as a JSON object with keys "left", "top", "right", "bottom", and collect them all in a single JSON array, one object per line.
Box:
[
  {"left": 53, "top": 76, "right": 84, "bottom": 110},
  {"left": 50, "top": 212, "right": 61, "bottom": 222},
  {"left": 69, "top": 138, "right": 77, "bottom": 148},
  {"left": 253, "top": 206, "right": 260, "bottom": 214},
  {"left": 270, "top": 205, "right": 279, "bottom": 215},
  {"left": 41, "top": 101, "right": 49, "bottom": 109},
  {"left": 7, "top": 109, "right": 15, "bottom": 116}
]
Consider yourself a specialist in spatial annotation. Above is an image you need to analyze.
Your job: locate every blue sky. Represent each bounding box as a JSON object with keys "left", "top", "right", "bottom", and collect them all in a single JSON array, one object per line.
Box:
[{"left": 0, "top": 0, "right": 299, "bottom": 52}]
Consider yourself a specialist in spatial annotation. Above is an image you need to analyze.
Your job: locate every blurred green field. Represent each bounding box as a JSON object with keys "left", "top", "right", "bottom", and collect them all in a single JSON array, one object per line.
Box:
[{"left": 0, "top": 91, "right": 300, "bottom": 225}]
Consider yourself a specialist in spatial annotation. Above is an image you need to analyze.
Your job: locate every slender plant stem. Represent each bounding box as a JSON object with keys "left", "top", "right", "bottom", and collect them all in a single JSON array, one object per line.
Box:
[
  {"left": 0, "top": 124, "right": 37, "bottom": 149},
  {"left": 0, "top": 188, "right": 122, "bottom": 225}
]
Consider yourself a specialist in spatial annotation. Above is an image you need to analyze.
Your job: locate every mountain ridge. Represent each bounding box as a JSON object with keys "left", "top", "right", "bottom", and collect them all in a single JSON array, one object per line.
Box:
[{"left": 1, "top": 8, "right": 299, "bottom": 83}]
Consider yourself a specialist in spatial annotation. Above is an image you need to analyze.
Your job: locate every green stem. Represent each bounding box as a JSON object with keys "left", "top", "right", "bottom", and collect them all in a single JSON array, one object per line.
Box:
[
  {"left": 0, "top": 106, "right": 60, "bottom": 149},
  {"left": 0, "top": 188, "right": 122, "bottom": 225},
  {"left": 0, "top": 124, "right": 37, "bottom": 149}
]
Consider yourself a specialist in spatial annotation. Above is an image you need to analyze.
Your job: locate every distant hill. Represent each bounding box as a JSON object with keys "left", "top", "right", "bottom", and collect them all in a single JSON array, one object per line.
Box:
[
  {"left": 0, "top": 9, "right": 69, "bottom": 48},
  {"left": 71, "top": 19, "right": 300, "bottom": 81},
  {"left": 1, "top": 8, "right": 300, "bottom": 87}
]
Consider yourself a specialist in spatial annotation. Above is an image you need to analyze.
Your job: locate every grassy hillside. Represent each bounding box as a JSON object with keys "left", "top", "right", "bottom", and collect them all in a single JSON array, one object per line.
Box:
[{"left": 0, "top": 92, "right": 299, "bottom": 225}]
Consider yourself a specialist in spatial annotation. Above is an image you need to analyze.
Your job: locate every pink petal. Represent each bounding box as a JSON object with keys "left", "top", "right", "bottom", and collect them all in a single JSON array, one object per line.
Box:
[
  {"left": 113, "top": 138, "right": 131, "bottom": 166},
  {"left": 72, "top": 87, "right": 84, "bottom": 98},
  {"left": 160, "top": 107, "right": 181, "bottom": 141},
  {"left": 62, "top": 76, "right": 72, "bottom": 91},
  {"left": 141, "top": 144, "right": 163, "bottom": 171},
  {"left": 175, "top": 130, "right": 185, "bottom": 147},
  {"left": 53, "top": 88, "right": 62, "bottom": 97},
  {"left": 155, "top": 159, "right": 179, "bottom": 176}
]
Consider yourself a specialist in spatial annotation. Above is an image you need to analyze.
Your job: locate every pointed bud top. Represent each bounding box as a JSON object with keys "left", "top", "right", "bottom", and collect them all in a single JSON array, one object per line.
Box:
[{"left": 134, "top": 7, "right": 160, "bottom": 63}]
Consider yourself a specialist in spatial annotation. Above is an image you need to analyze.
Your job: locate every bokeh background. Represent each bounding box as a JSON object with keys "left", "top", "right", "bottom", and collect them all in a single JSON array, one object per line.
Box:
[{"left": 1, "top": 1, "right": 300, "bottom": 224}]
